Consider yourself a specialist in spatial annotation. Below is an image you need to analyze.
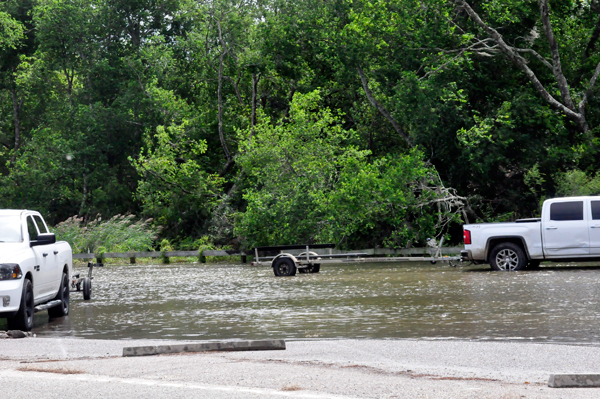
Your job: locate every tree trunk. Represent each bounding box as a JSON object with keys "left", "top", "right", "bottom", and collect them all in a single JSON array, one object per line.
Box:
[
  {"left": 79, "top": 162, "right": 88, "bottom": 216},
  {"left": 215, "top": 16, "right": 232, "bottom": 166},
  {"left": 250, "top": 72, "right": 260, "bottom": 143},
  {"left": 10, "top": 88, "right": 23, "bottom": 165}
]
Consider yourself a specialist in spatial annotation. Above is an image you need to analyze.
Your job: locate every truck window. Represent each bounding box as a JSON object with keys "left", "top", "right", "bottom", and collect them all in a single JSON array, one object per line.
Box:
[
  {"left": 592, "top": 201, "right": 600, "bottom": 220},
  {"left": 550, "top": 201, "right": 584, "bottom": 221},
  {"left": 26, "top": 216, "right": 39, "bottom": 240},
  {"left": 33, "top": 215, "right": 48, "bottom": 234},
  {"left": 0, "top": 215, "right": 22, "bottom": 242}
]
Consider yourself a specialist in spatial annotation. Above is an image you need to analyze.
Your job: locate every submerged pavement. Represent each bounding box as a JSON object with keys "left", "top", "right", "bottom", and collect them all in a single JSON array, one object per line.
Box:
[{"left": 1, "top": 338, "right": 600, "bottom": 398}]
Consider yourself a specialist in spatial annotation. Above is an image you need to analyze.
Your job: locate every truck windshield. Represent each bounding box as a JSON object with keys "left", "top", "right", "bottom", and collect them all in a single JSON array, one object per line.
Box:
[{"left": 0, "top": 215, "right": 22, "bottom": 243}]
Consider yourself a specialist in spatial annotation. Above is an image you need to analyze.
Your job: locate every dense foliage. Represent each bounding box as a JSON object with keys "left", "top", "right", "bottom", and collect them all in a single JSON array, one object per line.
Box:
[{"left": 2, "top": 0, "right": 600, "bottom": 249}]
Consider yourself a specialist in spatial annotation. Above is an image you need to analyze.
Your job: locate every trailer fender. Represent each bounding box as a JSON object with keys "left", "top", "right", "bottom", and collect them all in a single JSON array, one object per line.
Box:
[{"left": 271, "top": 253, "right": 298, "bottom": 268}]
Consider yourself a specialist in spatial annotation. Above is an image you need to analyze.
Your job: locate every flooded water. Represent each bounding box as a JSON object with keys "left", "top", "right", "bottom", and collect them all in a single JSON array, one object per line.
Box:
[{"left": 7, "top": 262, "right": 600, "bottom": 343}]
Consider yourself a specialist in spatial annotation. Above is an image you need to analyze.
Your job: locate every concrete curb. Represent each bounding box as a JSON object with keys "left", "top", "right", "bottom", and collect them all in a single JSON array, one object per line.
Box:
[
  {"left": 548, "top": 374, "right": 600, "bottom": 388},
  {"left": 123, "top": 339, "right": 286, "bottom": 357}
]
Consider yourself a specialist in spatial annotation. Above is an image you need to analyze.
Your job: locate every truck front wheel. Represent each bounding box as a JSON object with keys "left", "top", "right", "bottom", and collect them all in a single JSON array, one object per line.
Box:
[
  {"left": 490, "top": 243, "right": 527, "bottom": 271},
  {"left": 7, "top": 279, "right": 34, "bottom": 331}
]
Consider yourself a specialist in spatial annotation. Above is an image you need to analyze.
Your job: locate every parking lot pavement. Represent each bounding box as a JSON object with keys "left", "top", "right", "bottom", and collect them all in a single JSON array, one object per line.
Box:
[{"left": 2, "top": 338, "right": 600, "bottom": 398}]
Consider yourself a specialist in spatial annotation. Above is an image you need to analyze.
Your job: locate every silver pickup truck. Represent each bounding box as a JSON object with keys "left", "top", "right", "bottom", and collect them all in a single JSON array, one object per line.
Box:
[
  {"left": 0, "top": 210, "right": 73, "bottom": 330},
  {"left": 462, "top": 196, "right": 600, "bottom": 271}
]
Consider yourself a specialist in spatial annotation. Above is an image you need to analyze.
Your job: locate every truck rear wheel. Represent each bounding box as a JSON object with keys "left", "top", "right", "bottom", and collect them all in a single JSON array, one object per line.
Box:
[
  {"left": 490, "top": 243, "right": 527, "bottom": 271},
  {"left": 7, "top": 279, "right": 34, "bottom": 331},
  {"left": 49, "top": 272, "right": 70, "bottom": 318}
]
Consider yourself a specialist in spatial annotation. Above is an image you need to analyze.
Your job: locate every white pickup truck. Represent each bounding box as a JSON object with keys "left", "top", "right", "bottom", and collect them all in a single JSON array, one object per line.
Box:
[
  {"left": 0, "top": 210, "right": 72, "bottom": 331},
  {"left": 462, "top": 196, "right": 600, "bottom": 271}
]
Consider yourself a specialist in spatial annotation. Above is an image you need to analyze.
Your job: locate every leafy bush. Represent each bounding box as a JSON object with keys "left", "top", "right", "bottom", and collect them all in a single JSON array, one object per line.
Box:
[
  {"left": 53, "top": 215, "right": 157, "bottom": 254},
  {"left": 235, "top": 90, "right": 466, "bottom": 249},
  {"left": 555, "top": 169, "right": 600, "bottom": 197}
]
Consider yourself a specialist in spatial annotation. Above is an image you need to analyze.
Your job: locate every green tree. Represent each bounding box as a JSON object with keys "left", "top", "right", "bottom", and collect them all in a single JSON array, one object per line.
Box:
[
  {"left": 0, "top": 11, "right": 24, "bottom": 50},
  {"left": 236, "top": 90, "right": 466, "bottom": 248}
]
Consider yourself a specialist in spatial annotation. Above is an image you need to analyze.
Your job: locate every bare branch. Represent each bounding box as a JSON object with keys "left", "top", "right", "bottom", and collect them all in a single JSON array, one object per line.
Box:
[
  {"left": 513, "top": 48, "right": 553, "bottom": 70},
  {"left": 224, "top": 75, "right": 244, "bottom": 107},
  {"left": 450, "top": 0, "right": 587, "bottom": 132},
  {"left": 579, "top": 59, "right": 600, "bottom": 115},
  {"left": 537, "top": 0, "right": 575, "bottom": 110}
]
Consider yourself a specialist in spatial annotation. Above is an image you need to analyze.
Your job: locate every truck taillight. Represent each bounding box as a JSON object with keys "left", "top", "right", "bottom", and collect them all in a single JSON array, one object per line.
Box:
[{"left": 463, "top": 229, "right": 471, "bottom": 245}]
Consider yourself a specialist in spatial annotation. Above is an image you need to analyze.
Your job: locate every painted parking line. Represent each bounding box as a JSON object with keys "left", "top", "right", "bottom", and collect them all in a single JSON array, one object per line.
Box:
[{"left": 0, "top": 369, "right": 357, "bottom": 399}]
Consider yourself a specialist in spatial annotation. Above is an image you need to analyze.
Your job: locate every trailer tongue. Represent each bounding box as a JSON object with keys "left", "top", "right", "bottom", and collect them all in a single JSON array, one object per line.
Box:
[{"left": 251, "top": 242, "right": 461, "bottom": 277}]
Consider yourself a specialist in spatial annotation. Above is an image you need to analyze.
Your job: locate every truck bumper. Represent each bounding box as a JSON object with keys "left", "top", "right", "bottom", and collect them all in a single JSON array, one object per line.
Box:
[{"left": 0, "top": 279, "right": 23, "bottom": 315}]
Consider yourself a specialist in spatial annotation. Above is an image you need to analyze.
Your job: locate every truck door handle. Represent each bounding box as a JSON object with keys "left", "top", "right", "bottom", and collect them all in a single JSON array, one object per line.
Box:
[
  {"left": 43, "top": 253, "right": 48, "bottom": 257},
  {"left": 591, "top": 225, "right": 600, "bottom": 228},
  {"left": 546, "top": 226, "right": 557, "bottom": 230},
  {"left": 53, "top": 251, "right": 58, "bottom": 255}
]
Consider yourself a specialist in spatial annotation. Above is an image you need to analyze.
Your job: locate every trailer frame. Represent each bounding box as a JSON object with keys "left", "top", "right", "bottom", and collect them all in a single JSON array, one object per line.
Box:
[{"left": 251, "top": 241, "right": 462, "bottom": 276}]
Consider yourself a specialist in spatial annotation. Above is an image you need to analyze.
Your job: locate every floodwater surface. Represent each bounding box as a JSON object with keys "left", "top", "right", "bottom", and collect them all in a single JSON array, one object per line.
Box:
[{"left": 14, "top": 262, "right": 600, "bottom": 343}]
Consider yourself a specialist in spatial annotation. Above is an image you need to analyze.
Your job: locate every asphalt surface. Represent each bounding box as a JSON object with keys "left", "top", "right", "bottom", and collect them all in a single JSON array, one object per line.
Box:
[{"left": 1, "top": 337, "right": 600, "bottom": 398}]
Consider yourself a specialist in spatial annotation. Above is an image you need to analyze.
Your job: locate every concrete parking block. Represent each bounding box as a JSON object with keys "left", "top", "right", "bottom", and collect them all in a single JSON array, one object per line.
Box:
[
  {"left": 549, "top": 373, "right": 600, "bottom": 388},
  {"left": 123, "top": 339, "right": 286, "bottom": 357}
]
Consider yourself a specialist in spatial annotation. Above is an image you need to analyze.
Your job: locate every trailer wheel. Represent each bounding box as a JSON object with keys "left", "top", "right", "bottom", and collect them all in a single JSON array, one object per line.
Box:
[
  {"left": 7, "top": 279, "right": 34, "bottom": 331},
  {"left": 307, "top": 264, "right": 320, "bottom": 273},
  {"left": 490, "top": 243, "right": 527, "bottom": 271},
  {"left": 273, "top": 257, "right": 296, "bottom": 277},
  {"left": 82, "top": 277, "right": 92, "bottom": 300},
  {"left": 49, "top": 272, "right": 70, "bottom": 318}
]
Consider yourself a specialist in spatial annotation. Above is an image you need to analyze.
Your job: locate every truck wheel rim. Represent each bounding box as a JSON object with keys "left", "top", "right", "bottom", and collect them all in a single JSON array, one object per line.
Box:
[{"left": 496, "top": 249, "right": 518, "bottom": 271}]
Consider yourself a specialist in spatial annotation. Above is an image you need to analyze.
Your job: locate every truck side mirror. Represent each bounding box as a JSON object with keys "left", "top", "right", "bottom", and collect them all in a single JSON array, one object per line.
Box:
[{"left": 30, "top": 233, "right": 56, "bottom": 247}]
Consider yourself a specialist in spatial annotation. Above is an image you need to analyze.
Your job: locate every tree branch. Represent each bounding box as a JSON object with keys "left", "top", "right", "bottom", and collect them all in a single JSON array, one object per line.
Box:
[
  {"left": 513, "top": 48, "right": 553, "bottom": 70},
  {"left": 584, "top": 14, "right": 600, "bottom": 61},
  {"left": 357, "top": 67, "right": 413, "bottom": 147},
  {"left": 213, "top": 12, "right": 232, "bottom": 164},
  {"left": 537, "top": 0, "right": 575, "bottom": 110},
  {"left": 451, "top": 0, "right": 587, "bottom": 132},
  {"left": 579, "top": 59, "right": 600, "bottom": 115}
]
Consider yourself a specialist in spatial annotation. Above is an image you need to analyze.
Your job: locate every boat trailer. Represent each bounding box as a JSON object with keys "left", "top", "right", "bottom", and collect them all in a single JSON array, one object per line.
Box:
[
  {"left": 251, "top": 241, "right": 462, "bottom": 277},
  {"left": 70, "top": 262, "right": 103, "bottom": 300}
]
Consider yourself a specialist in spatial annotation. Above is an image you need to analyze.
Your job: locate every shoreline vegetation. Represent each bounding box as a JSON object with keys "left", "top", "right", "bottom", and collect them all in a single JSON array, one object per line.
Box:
[{"left": 3, "top": 1, "right": 600, "bottom": 252}]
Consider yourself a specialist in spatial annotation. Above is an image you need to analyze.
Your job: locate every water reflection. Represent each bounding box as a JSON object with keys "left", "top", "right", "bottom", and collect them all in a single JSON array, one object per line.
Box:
[{"left": 15, "top": 262, "right": 600, "bottom": 342}]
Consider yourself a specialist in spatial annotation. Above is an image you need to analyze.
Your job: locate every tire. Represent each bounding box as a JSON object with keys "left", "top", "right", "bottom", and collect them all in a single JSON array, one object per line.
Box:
[
  {"left": 82, "top": 277, "right": 91, "bottom": 300},
  {"left": 308, "top": 264, "right": 320, "bottom": 273},
  {"left": 272, "top": 257, "right": 296, "bottom": 277},
  {"left": 49, "top": 272, "right": 70, "bottom": 318},
  {"left": 7, "top": 279, "right": 34, "bottom": 331},
  {"left": 489, "top": 243, "right": 527, "bottom": 271}
]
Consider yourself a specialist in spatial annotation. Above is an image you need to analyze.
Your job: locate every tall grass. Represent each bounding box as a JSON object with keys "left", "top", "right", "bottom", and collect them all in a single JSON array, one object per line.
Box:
[{"left": 53, "top": 215, "right": 157, "bottom": 254}]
